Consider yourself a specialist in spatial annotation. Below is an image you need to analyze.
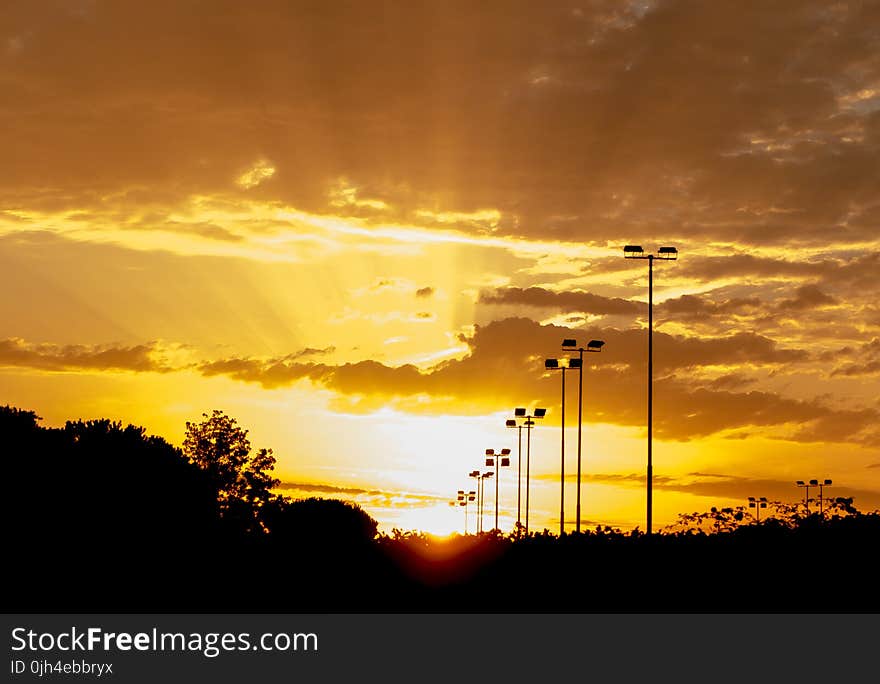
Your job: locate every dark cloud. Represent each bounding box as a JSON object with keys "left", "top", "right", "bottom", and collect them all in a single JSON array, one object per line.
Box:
[
  {"left": 145, "top": 220, "right": 243, "bottom": 242},
  {"left": 3, "top": 1, "right": 880, "bottom": 247},
  {"left": 583, "top": 253, "right": 838, "bottom": 282},
  {"left": 479, "top": 287, "right": 641, "bottom": 315},
  {"left": 415, "top": 287, "right": 434, "bottom": 298},
  {"left": 480, "top": 282, "right": 845, "bottom": 333},
  {"left": 831, "top": 338, "right": 880, "bottom": 377},
  {"left": 658, "top": 293, "right": 763, "bottom": 318},
  {"left": 277, "top": 481, "right": 378, "bottom": 496},
  {"left": 290, "top": 346, "right": 336, "bottom": 358},
  {"left": 831, "top": 360, "right": 880, "bottom": 378},
  {"left": 706, "top": 373, "right": 758, "bottom": 391},
  {"left": 0, "top": 337, "right": 171, "bottom": 373},
  {"left": 197, "top": 358, "right": 322, "bottom": 388},
  {"left": 776, "top": 285, "right": 837, "bottom": 312},
  {"left": 195, "top": 317, "right": 876, "bottom": 444},
  {"left": 196, "top": 347, "right": 335, "bottom": 387},
  {"left": 276, "top": 481, "right": 446, "bottom": 509}
]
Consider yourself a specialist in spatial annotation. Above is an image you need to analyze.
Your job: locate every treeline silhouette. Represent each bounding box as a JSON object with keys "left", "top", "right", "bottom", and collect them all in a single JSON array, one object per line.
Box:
[{"left": 4, "top": 405, "right": 878, "bottom": 612}]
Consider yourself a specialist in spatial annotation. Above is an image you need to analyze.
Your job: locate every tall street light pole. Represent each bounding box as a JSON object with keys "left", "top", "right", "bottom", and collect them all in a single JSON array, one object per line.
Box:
[
  {"left": 545, "top": 357, "right": 581, "bottom": 536},
  {"left": 452, "top": 490, "right": 469, "bottom": 535},
  {"left": 816, "top": 479, "right": 832, "bottom": 515},
  {"left": 486, "top": 448, "right": 511, "bottom": 532},
  {"left": 796, "top": 480, "right": 812, "bottom": 512},
  {"left": 468, "top": 470, "right": 481, "bottom": 531},
  {"left": 623, "top": 244, "right": 678, "bottom": 536},
  {"left": 799, "top": 478, "right": 832, "bottom": 515},
  {"left": 457, "top": 490, "right": 467, "bottom": 534},
  {"left": 514, "top": 408, "right": 546, "bottom": 535},
  {"left": 747, "top": 496, "right": 768, "bottom": 523},
  {"left": 561, "top": 338, "right": 605, "bottom": 533},
  {"left": 506, "top": 419, "right": 524, "bottom": 528},
  {"left": 480, "top": 471, "right": 493, "bottom": 533}
]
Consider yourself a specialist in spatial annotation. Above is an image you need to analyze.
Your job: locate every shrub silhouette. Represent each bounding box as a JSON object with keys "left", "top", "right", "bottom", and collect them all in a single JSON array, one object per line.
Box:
[{"left": 262, "top": 496, "right": 378, "bottom": 547}]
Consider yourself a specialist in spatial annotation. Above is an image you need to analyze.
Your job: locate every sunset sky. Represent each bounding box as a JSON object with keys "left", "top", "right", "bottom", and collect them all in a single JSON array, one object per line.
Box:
[{"left": 3, "top": 0, "right": 880, "bottom": 534}]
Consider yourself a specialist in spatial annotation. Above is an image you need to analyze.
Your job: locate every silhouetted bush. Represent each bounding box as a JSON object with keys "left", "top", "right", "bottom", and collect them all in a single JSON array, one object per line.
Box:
[{"left": 263, "top": 497, "right": 378, "bottom": 547}]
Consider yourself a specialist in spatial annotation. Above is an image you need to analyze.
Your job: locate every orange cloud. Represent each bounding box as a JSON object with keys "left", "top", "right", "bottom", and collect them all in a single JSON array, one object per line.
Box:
[
  {"left": 191, "top": 317, "right": 878, "bottom": 445},
  {"left": 0, "top": 338, "right": 173, "bottom": 373}
]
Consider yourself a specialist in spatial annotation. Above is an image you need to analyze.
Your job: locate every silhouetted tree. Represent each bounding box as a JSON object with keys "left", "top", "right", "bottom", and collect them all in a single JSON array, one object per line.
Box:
[
  {"left": 2, "top": 405, "right": 222, "bottom": 610},
  {"left": 182, "top": 410, "right": 279, "bottom": 531}
]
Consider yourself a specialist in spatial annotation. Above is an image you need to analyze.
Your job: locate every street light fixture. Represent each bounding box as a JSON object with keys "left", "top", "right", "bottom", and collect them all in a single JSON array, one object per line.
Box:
[
  {"left": 819, "top": 479, "right": 832, "bottom": 515},
  {"left": 545, "top": 357, "right": 581, "bottom": 535},
  {"left": 747, "top": 496, "right": 768, "bottom": 523},
  {"left": 479, "top": 471, "right": 494, "bottom": 533},
  {"left": 795, "top": 479, "right": 832, "bottom": 513},
  {"left": 506, "top": 419, "right": 524, "bottom": 529},
  {"left": 458, "top": 490, "right": 467, "bottom": 533},
  {"left": 561, "top": 338, "right": 605, "bottom": 533},
  {"left": 454, "top": 489, "right": 477, "bottom": 534},
  {"left": 795, "top": 480, "right": 810, "bottom": 512},
  {"left": 623, "top": 244, "right": 678, "bottom": 536},
  {"left": 511, "top": 408, "right": 546, "bottom": 534},
  {"left": 795, "top": 480, "right": 831, "bottom": 513},
  {"left": 452, "top": 490, "right": 468, "bottom": 535},
  {"left": 486, "top": 448, "right": 512, "bottom": 532},
  {"left": 468, "top": 470, "right": 481, "bottom": 531}
]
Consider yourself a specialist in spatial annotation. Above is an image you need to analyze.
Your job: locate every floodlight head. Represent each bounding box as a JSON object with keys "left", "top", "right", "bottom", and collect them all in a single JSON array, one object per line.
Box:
[
  {"left": 534, "top": 408, "right": 547, "bottom": 418},
  {"left": 459, "top": 501, "right": 466, "bottom": 507},
  {"left": 749, "top": 502, "right": 755, "bottom": 508},
  {"left": 545, "top": 358, "right": 559, "bottom": 369},
  {"left": 760, "top": 502, "right": 767, "bottom": 508},
  {"left": 468, "top": 495, "right": 475, "bottom": 502},
  {"left": 506, "top": 419, "right": 517, "bottom": 427},
  {"left": 515, "top": 407, "right": 527, "bottom": 417},
  {"left": 469, "top": 470, "right": 480, "bottom": 477},
  {"left": 501, "top": 448, "right": 511, "bottom": 455},
  {"left": 485, "top": 458, "right": 494, "bottom": 467},
  {"left": 469, "top": 491, "right": 476, "bottom": 496},
  {"left": 562, "top": 338, "right": 577, "bottom": 348},
  {"left": 568, "top": 358, "right": 582, "bottom": 369},
  {"left": 484, "top": 472, "right": 493, "bottom": 479},
  {"left": 500, "top": 457, "right": 510, "bottom": 467},
  {"left": 824, "top": 479, "right": 832, "bottom": 485},
  {"left": 458, "top": 490, "right": 464, "bottom": 495},
  {"left": 624, "top": 245, "right": 644, "bottom": 257},
  {"left": 759, "top": 497, "right": 767, "bottom": 503},
  {"left": 748, "top": 497, "right": 756, "bottom": 502},
  {"left": 524, "top": 419, "right": 535, "bottom": 426},
  {"left": 587, "top": 339, "right": 605, "bottom": 351},
  {"left": 658, "top": 246, "right": 678, "bottom": 260},
  {"left": 486, "top": 449, "right": 495, "bottom": 455},
  {"left": 809, "top": 479, "right": 818, "bottom": 486},
  {"left": 796, "top": 480, "right": 805, "bottom": 486}
]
